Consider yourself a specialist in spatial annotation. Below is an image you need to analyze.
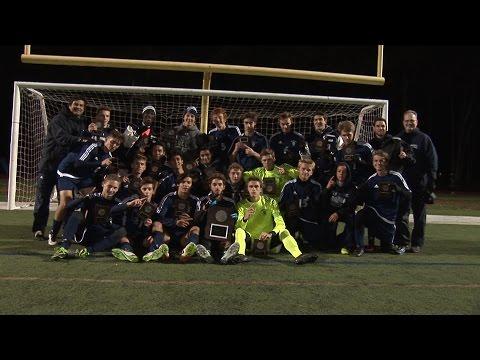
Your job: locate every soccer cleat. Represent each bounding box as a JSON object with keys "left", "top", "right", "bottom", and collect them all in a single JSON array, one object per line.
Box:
[
  {"left": 196, "top": 244, "right": 214, "bottom": 264},
  {"left": 51, "top": 246, "right": 69, "bottom": 260},
  {"left": 179, "top": 242, "right": 197, "bottom": 263},
  {"left": 391, "top": 244, "right": 406, "bottom": 255},
  {"left": 220, "top": 242, "right": 240, "bottom": 264},
  {"left": 340, "top": 247, "right": 350, "bottom": 255},
  {"left": 352, "top": 247, "right": 364, "bottom": 257},
  {"left": 294, "top": 253, "right": 318, "bottom": 265},
  {"left": 112, "top": 248, "right": 139, "bottom": 263},
  {"left": 143, "top": 244, "right": 169, "bottom": 262},
  {"left": 48, "top": 230, "right": 58, "bottom": 246},
  {"left": 75, "top": 248, "right": 90, "bottom": 258},
  {"left": 34, "top": 230, "right": 46, "bottom": 241}
]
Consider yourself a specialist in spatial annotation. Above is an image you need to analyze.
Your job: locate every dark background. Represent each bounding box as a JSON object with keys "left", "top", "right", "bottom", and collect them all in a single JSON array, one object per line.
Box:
[{"left": 1, "top": 45, "right": 479, "bottom": 190}]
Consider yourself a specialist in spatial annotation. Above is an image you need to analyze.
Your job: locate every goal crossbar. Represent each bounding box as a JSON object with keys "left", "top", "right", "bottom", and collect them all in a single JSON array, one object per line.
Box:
[{"left": 8, "top": 81, "right": 388, "bottom": 210}]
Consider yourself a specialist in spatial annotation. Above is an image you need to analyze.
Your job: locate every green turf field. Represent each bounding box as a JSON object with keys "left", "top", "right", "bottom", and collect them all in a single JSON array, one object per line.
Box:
[{"left": 0, "top": 210, "right": 479, "bottom": 315}]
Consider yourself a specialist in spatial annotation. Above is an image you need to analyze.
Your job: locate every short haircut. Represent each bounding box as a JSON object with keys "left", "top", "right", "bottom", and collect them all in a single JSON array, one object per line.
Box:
[
  {"left": 132, "top": 154, "right": 148, "bottom": 164},
  {"left": 246, "top": 176, "right": 263, "bottom": 186},
  {"left": 374, "top": 117, "right": 387, "bottom": 126},
  {"left": 260, "top": 148, "right": 275, "bottom": 158},
  {"left": 278, "top": 112, "right": 293, "bottom": 122},
  {"left": 69, "top": 97, "right": 87, "bottom": 106},
  {"left": 372, "top": 149, "right": 390, "bottom": 162},
  {"left": 314, "top": 112, "right": 327, "bottom": 119},
  {"left": 298, "top": 158, "right": 315, "bottom": 168},
  {"left": 169, "top": 151, "right": 183, "bottom": 159},
  {"left": 103, "top": 174, "right": 121, "bottom": 183},
  {"left": 107, "top": 129, "right": 124, "bottom": 144},
  {"left": 337, "top": 120, "right": 355, "bottom": 133},
  {"left": 208, "top": 172, "right": 227, "bottom": 186},
  {"left": 228, "top": 162, "right": 244, "bottom": 173},
  {"left": 211, "top": 107, "right": 228, "bottom": 119},
  {"left": 403, "top": 109, "right": 418, "bottom": 117},
  {"left": 140, "top": 176, "right": 156, "bottom": 187},
  {"left": 96, "top": 105, "right": 111, "bottom": 115},
  {"left": 243, "top": 111, "right": 258, "bottom": 122},
  {"left": 199, "top": 147, "right": 212, "bottom": 153},
  {"left": 176, "top": 172, "right": 193, "bottom": 184}
]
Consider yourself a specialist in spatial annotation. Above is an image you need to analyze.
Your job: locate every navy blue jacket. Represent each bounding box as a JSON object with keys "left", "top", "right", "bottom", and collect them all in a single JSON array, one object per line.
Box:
[
  {"left": 279, "top": 178, "right": 323, "bottom": 223},
  {"left": 229, "top": 131, "right": 268, "bottom": 171},
  {"left": 153, "top": 192, "right": 200, "bottom": 230},
  {"left": 396, "top": 129, "right": 438, "bottom": 191},
  {"left": 39, "top": 106, "right": 89, "bottom": 172},
  {"left": 269, "top": 131, "right": 307, "bottom": 167}
]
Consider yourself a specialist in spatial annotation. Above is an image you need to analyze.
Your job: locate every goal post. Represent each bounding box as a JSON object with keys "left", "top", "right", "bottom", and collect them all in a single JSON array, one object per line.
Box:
[{"left": 7, "top": 81, "right": 388, "bottom": 210}]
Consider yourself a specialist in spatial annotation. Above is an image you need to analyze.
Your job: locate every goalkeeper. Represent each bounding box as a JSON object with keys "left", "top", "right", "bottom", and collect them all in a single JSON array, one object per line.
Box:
[
  {"left": 243, "top": 148, "right": 298, "bottom": 202},
  {"left": 226, "top": 177, "right": 318, "bottom": 265}
]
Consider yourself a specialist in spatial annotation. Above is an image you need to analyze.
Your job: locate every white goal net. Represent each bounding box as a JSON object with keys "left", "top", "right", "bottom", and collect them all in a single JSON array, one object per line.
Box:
[{"left": 8, "top": 82, "right": 388, "bottom": 209}]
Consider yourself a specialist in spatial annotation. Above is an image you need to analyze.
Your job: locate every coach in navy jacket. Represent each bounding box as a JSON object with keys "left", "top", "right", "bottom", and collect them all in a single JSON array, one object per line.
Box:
[{"left": 396, "top": 110, "right": 438, "bottom": 252}]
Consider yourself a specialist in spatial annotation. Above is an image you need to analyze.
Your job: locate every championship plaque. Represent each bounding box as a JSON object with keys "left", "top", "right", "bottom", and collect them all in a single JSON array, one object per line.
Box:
[
  {"left": 239, "top": 136, "right": 250, "bottom": 146},
  {"left": 252, "top": 239, "right": 269, "bottom": 256},
  {"left": 263, "top": 177, "right": 276, "bottom": 196},
  {"left": 139, "top": 201, "right": 155, "bottom": 220},
  {"left": 343, "top": 144, "right": 356, "bottom": 162},
  {"left": 286, "top": 200, "right": 300, "bottom": 219},
  {"left": 93, "top": 204, "right": 111, "bottom": 225},
  {"left": 205, "top": 206, "right": 234, "bottom": 241},
  {"left": 378, "top": 182, "right": 394, "bottom": 198},
  {"left": 173, "top": 198, "right": 191, "bottom": 219},
  {"left": 95, "top": 121, "right": 104, "bottom": 131},
  {"left": 313, "top": 139, "right": 325, "bottom": 152}
]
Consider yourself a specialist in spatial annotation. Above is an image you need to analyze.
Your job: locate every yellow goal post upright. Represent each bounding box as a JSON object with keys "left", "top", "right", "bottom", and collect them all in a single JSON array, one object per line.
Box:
[{"left": 7, "top": 46, "right": 387, "bottom": 210}]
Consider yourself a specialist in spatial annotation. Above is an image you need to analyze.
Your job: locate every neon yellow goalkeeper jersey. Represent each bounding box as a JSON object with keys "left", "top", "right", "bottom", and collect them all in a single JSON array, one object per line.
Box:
[
  {"left": 243, "top": 164, "right": 298, "bottom": 201},
  {"left": 235, "top": 196, "right": 286, "bottom": 239}
]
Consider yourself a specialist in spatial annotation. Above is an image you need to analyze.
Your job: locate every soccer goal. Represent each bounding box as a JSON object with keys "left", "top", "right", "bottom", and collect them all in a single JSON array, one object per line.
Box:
[{"left": 8, "top": 81, "right": 388, "bottom": 210}]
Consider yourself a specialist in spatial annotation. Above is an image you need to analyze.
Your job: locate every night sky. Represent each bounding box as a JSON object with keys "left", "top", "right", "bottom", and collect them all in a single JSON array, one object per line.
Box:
[{"left": 1, "top": 45, "right": 479, "bottom": 190}]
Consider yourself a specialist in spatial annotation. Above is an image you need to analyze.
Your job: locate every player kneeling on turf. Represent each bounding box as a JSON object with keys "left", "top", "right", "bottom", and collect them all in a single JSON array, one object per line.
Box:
[{"left": 353, "top": 150, "right": 412, "bottom": 257}]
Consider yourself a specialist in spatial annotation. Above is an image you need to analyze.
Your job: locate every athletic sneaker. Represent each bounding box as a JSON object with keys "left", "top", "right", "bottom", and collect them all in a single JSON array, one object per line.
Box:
[
  {"left": 352, "top": 247, "right": 364, "bottom": 257},
  {"left": 51, "top": 246, "right": 69, "bottom": 260},
  {"left": 143, "top": 244, "right": 169, "bottom": 262},
  {"left": 34, "top": 230, "right": 45, "bottom": 241},
  {"left": 112, "top": 248, "right": 139, "bottom": 263},
  {"left": 294, "top": 253, "right": 318, "bottom": 265},
  {"left": 179, "top": 242, "right": 197, "bottom": 263},
  {"left": 48, "top": 230, "right": 58, "bottom": 246},
  {"left": 391, "top": 244, "right": 406, "bottom": 255},
  {"left": 75, "top": 248, "right": 90, "bottom": 258},
  {"left": 220, "top": 242, "right": 240, "bottom": 264},
  {"left": 340, "top": 247, "right": 350, "bottom": 255},
  {"left": 196, "top": 244, "right": 214, "bottom": 263}
]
